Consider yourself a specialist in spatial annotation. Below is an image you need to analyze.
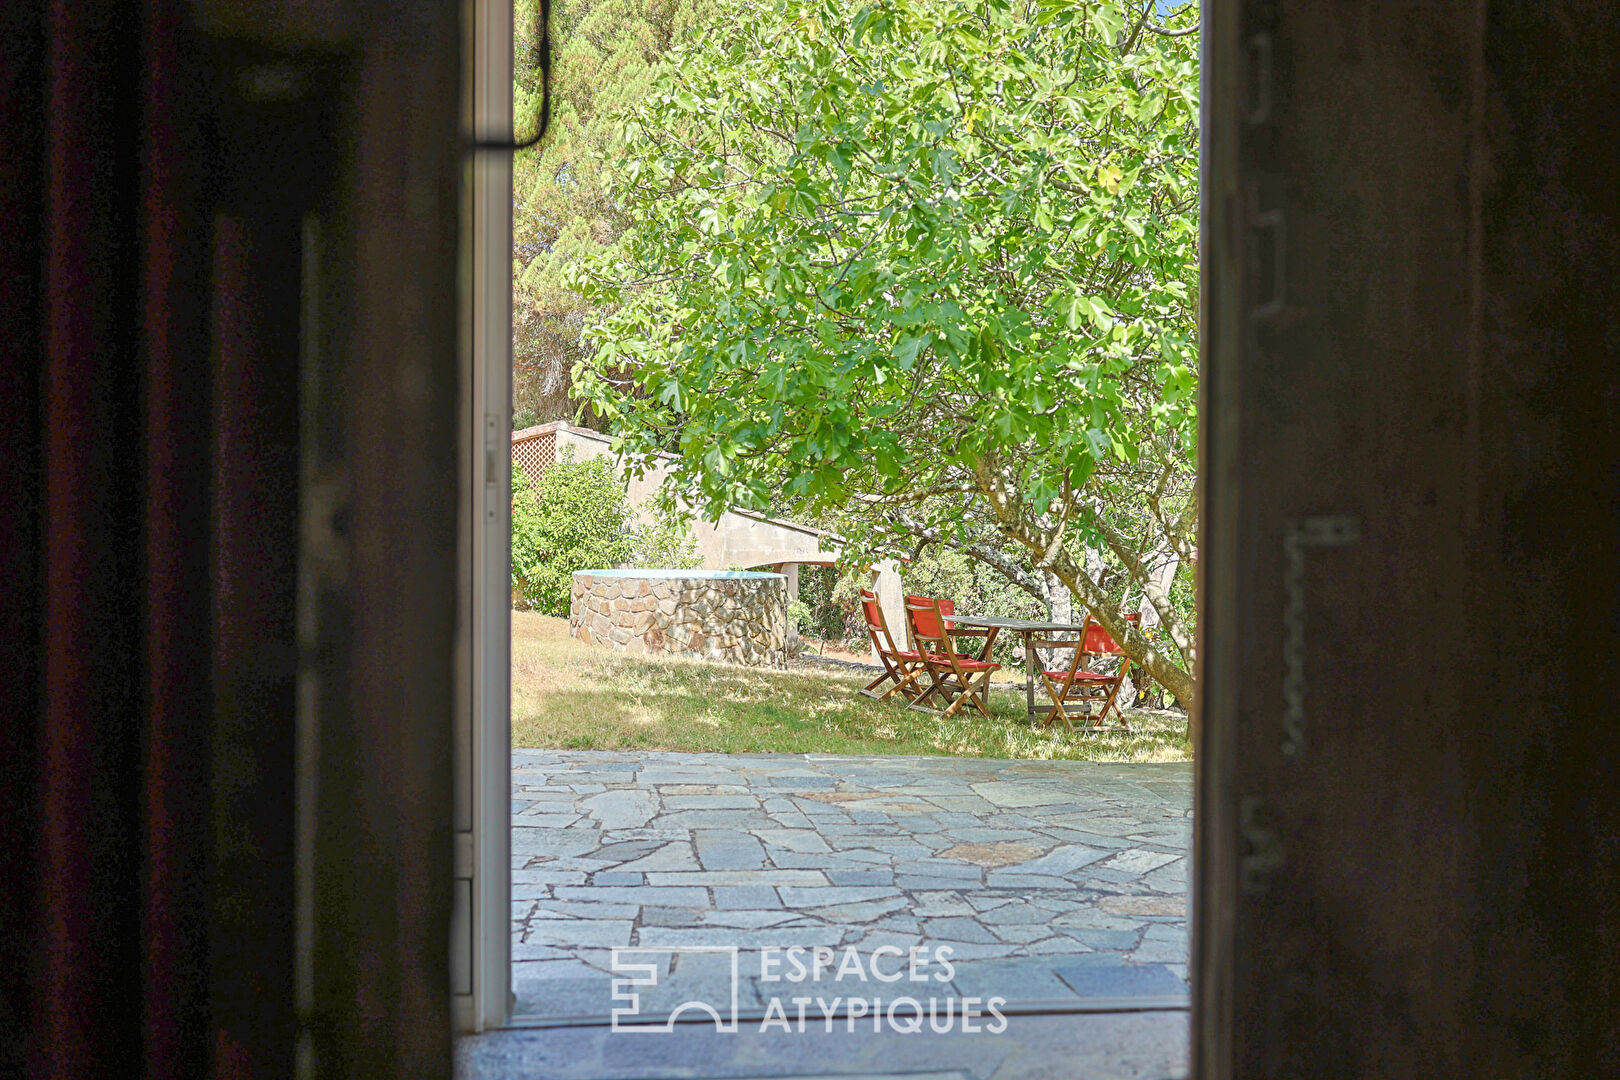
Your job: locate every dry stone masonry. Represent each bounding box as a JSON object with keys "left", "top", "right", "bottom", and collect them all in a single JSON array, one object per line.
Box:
[{"left": 570, "top": 570, "right": 788, "bottom": 669}]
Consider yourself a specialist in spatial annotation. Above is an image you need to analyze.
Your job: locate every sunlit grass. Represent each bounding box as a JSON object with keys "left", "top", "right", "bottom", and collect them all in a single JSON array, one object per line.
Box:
[{"left": 511, "top": 612, "right": 1191, "bottom": 762}]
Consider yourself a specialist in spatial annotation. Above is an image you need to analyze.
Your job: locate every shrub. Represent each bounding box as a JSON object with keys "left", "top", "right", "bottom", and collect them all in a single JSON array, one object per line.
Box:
[
  {"left": 629, "top": 496, "right": 703, "bottom": 570},
  {"left": 511, "top": 449, "right": 632, "bottom": 615}
]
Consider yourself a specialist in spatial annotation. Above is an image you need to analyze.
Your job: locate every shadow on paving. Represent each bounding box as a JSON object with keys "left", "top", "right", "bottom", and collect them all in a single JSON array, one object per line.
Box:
[
  {"left": 510, "top": 752, "right": 1192, "bottom": 1025},
  {"left": 459, "top": 1011, "right": 1189, "bottom": 1080}
]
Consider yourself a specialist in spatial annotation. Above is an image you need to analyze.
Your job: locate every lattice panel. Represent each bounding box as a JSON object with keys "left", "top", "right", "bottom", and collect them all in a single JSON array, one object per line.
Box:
[{"left": 511, "top": 431, "right": 556, "bottom": 482}]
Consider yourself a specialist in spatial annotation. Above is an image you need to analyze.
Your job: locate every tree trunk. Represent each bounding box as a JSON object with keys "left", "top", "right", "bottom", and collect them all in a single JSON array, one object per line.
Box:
[
  {"left": 1049, "top": 554, "right": 1196, "bottom": 711},
  {"left": 1136, "top": 548, "right": 1180, "bottom": 629},
  {"left": 1042, "top": 569, "right": 1073, "bottom": 669}
]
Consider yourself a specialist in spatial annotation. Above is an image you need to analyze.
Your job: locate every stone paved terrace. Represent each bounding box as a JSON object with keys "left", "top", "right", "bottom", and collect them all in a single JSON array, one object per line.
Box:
[{"left": 512, "top": 751, "right": 1191, "bottom": 1021}]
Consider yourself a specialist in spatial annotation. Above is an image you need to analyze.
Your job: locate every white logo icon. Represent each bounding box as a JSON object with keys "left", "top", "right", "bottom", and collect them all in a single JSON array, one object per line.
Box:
[{"left": 610, "top": 946, "right": 741, "bottom": 1032}]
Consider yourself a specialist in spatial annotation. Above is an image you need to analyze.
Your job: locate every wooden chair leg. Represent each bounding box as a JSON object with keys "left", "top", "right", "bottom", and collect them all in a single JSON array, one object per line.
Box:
[
  {"left": 907, "top": 667, "right": 949, "bottom": 713},
  {"left": 937, "top": 670, "right": 990, "bottom": 719},
  {"left": 1038, "top": 672, "right": 1074, "bottom": 731},
  {"left": 1096, "top": 663, "right": 1132, "bottom": 726},
  {"left": 879, "top": 665, "right": 923, "bottom": 702},
  {"left": 859, "top": 670, "right": 895, "bottom": 698}
]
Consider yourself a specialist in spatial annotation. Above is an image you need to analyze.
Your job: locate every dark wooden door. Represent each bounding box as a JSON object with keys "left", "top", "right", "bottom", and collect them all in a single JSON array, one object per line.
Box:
[{"left": 1197, "top": 2, "right": 1620, "bottom": 1076}]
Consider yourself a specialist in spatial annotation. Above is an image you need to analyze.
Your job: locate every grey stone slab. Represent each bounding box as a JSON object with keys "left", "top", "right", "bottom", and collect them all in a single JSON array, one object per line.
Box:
[
  {"left": 987, "top": 924, "right": 1058, "bottom": 944},
  {"left": 700, "top": 910, "right": 803, "bottom": 929},
  {"left": 512, "top": 941, "right": 573, "bottom": 961},
  {"left": 510, "top": 830, "right": 601, "bottom": 858},
  {"left": 975, "top": 903, "right": 1051, "bottom": 926},
  {"left": 610, "top": 841, "right": 701, "bottom": 873},
  {"left": 765, "top": 811, "right": 815, "bottom": 829},
  {"left": 714, "top": 886, "right": 782, "bottom": 910},
  {"left": 1003, "top": 844, "right": 1111, "bottom": 877},
  {"left": 664, "top": 795, "right": 758, "bottom": 810},
  {"left": 578, "top": 789, "right": 659, "bottom": 830},
  {"left": 896, "top": 875, "right": 989, "bottom": 892},
  {"left": 983, "top": 872, "right": 1076, "bottom": 889},
  {"left": 817, "top": 846, "right": 899, "bottom": 864},
  {"left": 639, "top": 906, "right": 707, "bottom": 928},
  {"left": 947, "top": 959, "right": 1083, "bottom": 1001},
  {"left": 911, "top": 891, "right": 975, "bottom": 916},
  {"left": 510, "top": 869, "right": 587, "bottom": 886},
  {"left": 1052, "top": 961, "right": 1188, "bottom": 999},
  {"left": 587, "top": 839, "right": 668, "bottom": 863},
  {"left": 1098, "top": 849, "right": 1183, "bottom": 875},
  {"left": 894, "top": 860, "right": 983, "bottom": 881},
  {"left": 804, "top": 896, "right": 911, "bottom": 923},
  {"left": 969, "top": 782, "right": 1080, "bottom": 808},
  {"left": 524, "top": 919, "right": 634, "bottom": 948},
  {"left": 919, "top": 941, "right": 1023, "bottom": 960},
  {"left": 647, "top": 870, "right": 827, "bottom": 887},
  {"left": 510, "top": 813, "right": 582, "bottom": 829},
  {"left": 1060, "top": 928, "right": 1143, "bottom": 950},
  {"left": 766, "top": 849, "right": 879, "bottom": 871},
  {"left": 531, "top": 899, "right": 641, "bottom": 919},
  {"left": 824, "top": 869, "right": 896, "bottom": 887},
  {"left": 1139, "top": 858, "right": 1188, "bottom": 892},
  {"left": 591, "top": 871, "right": 644, "bottom": 886},
  {"left": 777, "top": 886, "right": 903, "bottom": 907},
  {"left": 1130, "top": 923, "right": 1188, "bottom": 964},
  {"left": 694, "top": 831, "right": 767, "bottom": 870},
  {"left": 636, "top": 926, "right": 847, "bottom": 949},
  {"left": 753, "top": 828, "right": 831, "bottom": 853},
  {"left": 552, "top": 885, "right": 710, "bottom": 906},
  {"left": 919, "top": 917, "right": 1000, "bottom": 944},
  {"left": 656, "top": 810, "right": 775, "bottom": 829}
]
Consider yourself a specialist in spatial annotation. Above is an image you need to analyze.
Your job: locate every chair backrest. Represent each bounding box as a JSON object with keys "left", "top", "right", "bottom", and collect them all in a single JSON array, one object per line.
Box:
[
  {"left": 1081, "top": 612, "right": 1139, "bottom": 656},
  {"left": 905, "top": 594, "right": 955, "bottom": 631},
  {"left": 860, "top": 589, "right": 899, "bottom": 654},
  {"left": 859, "top": 589, "right": 886, "bottom": 632},
  {"left": 904, "top": 595, "right": 952, "bottom": 655}
]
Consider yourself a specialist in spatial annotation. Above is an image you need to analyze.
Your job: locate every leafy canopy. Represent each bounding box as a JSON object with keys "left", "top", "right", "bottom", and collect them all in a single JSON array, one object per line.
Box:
[{"left": 571, "top": 0, "right": 1200, "bottom": 701}]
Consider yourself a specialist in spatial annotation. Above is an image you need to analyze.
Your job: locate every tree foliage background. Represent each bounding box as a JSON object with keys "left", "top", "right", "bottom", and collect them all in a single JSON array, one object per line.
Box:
[
  {"left": 510, "top": 0, "right": 715, "bottom": 428},
  {"left": 568, "top": 0, "right": 1201, "bottom": 704}
]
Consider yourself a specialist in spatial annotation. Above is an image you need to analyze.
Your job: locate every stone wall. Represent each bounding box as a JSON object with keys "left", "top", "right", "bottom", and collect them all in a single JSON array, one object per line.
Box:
[{"left": 570, "top": 571, "right": 788, "bottom": 669}]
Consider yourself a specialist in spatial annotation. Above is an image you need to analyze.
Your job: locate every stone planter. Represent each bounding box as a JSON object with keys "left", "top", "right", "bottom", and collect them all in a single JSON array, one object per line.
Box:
[{"left": 569, "top": 570, "right": 789, "bottom": 669}]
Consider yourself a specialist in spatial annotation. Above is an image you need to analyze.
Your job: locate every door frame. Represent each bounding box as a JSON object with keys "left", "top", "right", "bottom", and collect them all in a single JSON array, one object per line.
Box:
[{"left": 454, "top": 0, "right": 516, "bottom": 1034}]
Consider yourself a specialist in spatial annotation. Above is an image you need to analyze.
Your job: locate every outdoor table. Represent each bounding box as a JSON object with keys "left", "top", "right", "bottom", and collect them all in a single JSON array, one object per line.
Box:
[{"left": 947, "top": 615, "right": 1092, "bottom": 722}]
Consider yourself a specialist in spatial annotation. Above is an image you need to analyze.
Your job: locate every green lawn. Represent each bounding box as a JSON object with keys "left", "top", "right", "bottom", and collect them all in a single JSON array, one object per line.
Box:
[{"left": 512, "top": 613, "right": 1191, "bottom": 762}]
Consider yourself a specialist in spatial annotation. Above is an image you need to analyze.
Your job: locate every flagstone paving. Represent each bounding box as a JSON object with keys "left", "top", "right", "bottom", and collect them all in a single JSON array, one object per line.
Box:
[{"left": 513, "top": 751, "right": 1191, "bottom": 1021}]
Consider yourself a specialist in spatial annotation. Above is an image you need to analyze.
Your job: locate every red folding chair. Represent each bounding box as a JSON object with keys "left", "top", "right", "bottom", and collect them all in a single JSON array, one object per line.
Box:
[
  {"left": 857, "top": 589, "right": 925, "bottom": 702},
  {"left": 900, "top": 594, "right": 995, "bottom": 657},
  {"left": 1036, "top": 613, "right": 1139, "bottom": 731},
  {"left": 904, "top": 595, "right": 1001, "bottom": 718}
]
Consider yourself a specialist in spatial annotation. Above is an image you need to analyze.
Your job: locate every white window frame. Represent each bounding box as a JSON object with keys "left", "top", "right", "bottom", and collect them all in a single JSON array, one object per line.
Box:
[{"left": 454, "top": 0, "right": 515, "bottom": 1034}]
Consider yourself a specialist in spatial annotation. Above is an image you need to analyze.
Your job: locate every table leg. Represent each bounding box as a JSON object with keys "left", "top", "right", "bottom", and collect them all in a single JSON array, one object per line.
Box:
[
  {"left": 1025, "top": 631, "right": 1036, "bottom": 721},
  {"left": 980, "top": 627, "right": 1000, "bottom": 710}
]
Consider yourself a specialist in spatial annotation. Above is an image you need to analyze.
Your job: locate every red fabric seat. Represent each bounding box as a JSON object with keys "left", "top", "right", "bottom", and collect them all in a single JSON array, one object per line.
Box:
[
  {"left": 894, "top": 650, "right": 922, "bottom": 661},
  {"left": 929, "top": 653, "right": 996, "bottom": 670},
  {"left": 1045, "top": 669, "right": 1115, "bottom": 682}
]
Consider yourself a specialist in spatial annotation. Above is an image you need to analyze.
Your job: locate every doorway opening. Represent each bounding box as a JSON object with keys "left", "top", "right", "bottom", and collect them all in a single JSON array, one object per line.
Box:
[{"left": 460, "top": 0, "right": 1200, "bottom": 1075}]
